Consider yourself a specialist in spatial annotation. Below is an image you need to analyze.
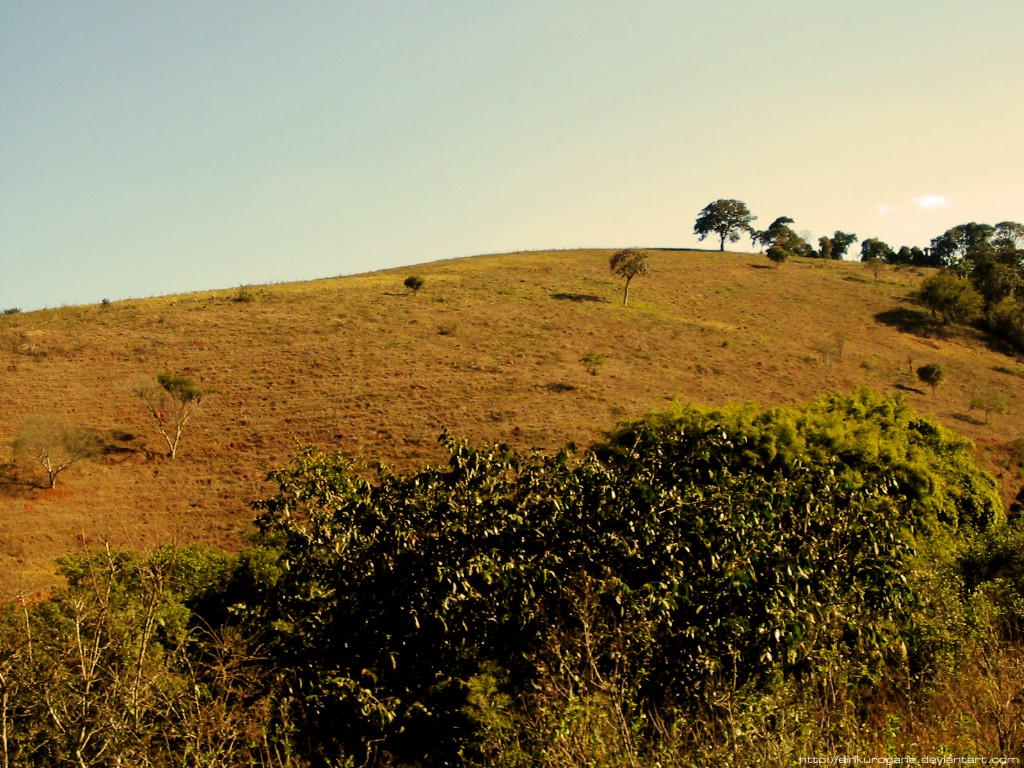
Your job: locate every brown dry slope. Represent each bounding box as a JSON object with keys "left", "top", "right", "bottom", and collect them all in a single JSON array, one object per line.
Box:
[{"left": 1, "top": 248, "right": 1022, "bottom": 595}]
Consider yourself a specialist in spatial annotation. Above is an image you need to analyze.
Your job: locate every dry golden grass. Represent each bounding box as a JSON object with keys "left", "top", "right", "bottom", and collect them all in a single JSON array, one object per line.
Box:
[{"left": 1, "top": 248, "right": 1022, "bottom": 595}]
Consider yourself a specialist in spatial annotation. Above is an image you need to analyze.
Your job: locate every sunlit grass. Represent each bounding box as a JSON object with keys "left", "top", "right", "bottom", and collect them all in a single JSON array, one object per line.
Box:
[{"left": 0, "top": 248, "right": 1021, "bottom": 593}]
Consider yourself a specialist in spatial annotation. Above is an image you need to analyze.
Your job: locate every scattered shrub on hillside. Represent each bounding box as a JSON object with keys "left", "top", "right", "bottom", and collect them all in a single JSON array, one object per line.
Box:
[
  {"left": 11, "top": 329, "right": 46, "bottom": 357},
  {"left": 812, "top": 330, "right": 846, "bottom": 365},
  {"left": 404, "top": 275, "right": 425, "bottom": 294},
  {"left": 917, "top": 363, "right": 946, "bottom": 395},
  {"left": 580, "top": 351, "right": 605, "bottom": 376},
  {"left": 970, "top": 392, "right": 1009, "bottom": 424},
  {"left": 2, "top": 307, "right": 21, "bottom": 315},
  {"left": 766, "top": 244, "right": 790, "bottom": 266}
]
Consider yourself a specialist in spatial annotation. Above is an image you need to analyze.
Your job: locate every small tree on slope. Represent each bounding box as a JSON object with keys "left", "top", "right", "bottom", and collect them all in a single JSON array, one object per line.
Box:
[
  {"left": 136, "top": 372, "right": 209, "bottom": 459},
  {"left": 609, "top": 248, "right": 650, "bottom": 306},
  {"left": 13, "top": 414, "right": 101, "bottom": 488}
]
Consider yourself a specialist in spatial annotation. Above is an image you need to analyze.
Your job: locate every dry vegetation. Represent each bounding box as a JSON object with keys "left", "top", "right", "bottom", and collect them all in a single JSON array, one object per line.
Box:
[{"left": 1, "top": 248, "right": 1023, "bottom": 595}]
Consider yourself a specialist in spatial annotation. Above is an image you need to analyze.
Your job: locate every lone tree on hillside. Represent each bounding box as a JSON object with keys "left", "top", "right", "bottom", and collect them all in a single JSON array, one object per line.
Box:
[
  {"left": 609, "top": 248, "right": 650, "bottom": 306},
  {"left": 13, "top": 414, "right": 101, "bottom": 489},
  {"left": 917, "top": 363, "right": 945, "bottom": 395},
  {"left": 970, "top": 392, "right": 1008, "bottom": 424},
  {"left": 766, "top": 245, "right": 789, "bottom": 267},
  {"left": 403, "top": 275, "right": 424, "bottom": 294},
  {"left": 694, "top": 199, "right": 757, "bottom": 251},
  {"left": 136, "top": 372, "right": 209, "bottom": 459}
]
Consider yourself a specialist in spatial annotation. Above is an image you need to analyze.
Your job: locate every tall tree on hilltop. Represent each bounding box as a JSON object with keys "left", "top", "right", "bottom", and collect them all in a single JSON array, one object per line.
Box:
[
  {"left": 753, "top": 216, "right": 794, "bottom": 252},
  {"left": 860, "top": 238, "right": 895, "bottom": 264},
  {"left": 694, "top": 199, "right": 757, "bottom": 251},
  {"left": 930, "top": 223, "right": 996, "bottom": 270},
  {"left": 757, "top": 216, "right": 814, "bottom": 260},
  {"left": 891, "top": 245, "right": 936, "bottom": 267},
  {"left": 818, "top": 231, "right": 858, "bottom": 260},
  {"left": 994, "top": 221, "right": 1024, "bottom": 251}
]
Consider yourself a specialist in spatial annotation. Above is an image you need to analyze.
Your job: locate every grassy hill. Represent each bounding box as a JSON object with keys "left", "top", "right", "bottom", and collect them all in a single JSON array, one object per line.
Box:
[{"left": 2, "top": 248, "right": 1023, "bottom": 595}]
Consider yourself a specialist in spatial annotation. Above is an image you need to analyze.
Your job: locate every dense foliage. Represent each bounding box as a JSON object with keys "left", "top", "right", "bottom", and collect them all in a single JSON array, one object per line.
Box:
[
  {"left": 904, "top": 221, "right": 1024, "bottom": 352},
  {"left": 0, "top": 391, "right": 1016, "bottom": 766},
  {"left": 232, "top": 390, "right": 1001, "bottom": 764}
]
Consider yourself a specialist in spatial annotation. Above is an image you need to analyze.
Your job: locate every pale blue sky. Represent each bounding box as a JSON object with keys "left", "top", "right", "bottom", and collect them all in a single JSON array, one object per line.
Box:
[{"left": 2, "top": 1, "right": 1023, "bottom": 310}]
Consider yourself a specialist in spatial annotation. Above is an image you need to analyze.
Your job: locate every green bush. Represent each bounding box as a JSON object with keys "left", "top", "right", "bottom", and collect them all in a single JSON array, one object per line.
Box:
[
  {"left": 988, "top": 296, "right": 1024, "bottom": 351},
  {"left": 918, "top": 271, "right": 984, "bottom": 325},
  {"left": 229, "top": 390, "right": 1001, "bottom": 764},
  {"left": 604, "top": 389, "right": 1001, "bottom": 533},
  {"left": 917, "top": 363, "right": 945, "bottom": 395}
]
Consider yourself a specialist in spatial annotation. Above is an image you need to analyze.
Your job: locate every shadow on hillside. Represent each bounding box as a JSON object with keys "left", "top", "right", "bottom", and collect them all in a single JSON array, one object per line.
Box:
[
  {"left": 893, "top": 383, "right": 927, "bottom": 395},
  {"left": 0, "top": 463, "right": 34, "bottom": 497},
  {"left": 748, "top": 264, "right": 774, "bottom": 270},
  {"left": 551, "top": 293, "right": 607, "bottom": 303},
  {"left": 874, "top": 307, "right": 937, "bottom": 337},
  {"left": 952, "top": 412, "right": 986, "bottom": 427},
  {"left": 994, "top": 365, "right": 1024, "bottom": 379},
  {"left": 99, "top": 431, "right": 149, "bottom": 463}
]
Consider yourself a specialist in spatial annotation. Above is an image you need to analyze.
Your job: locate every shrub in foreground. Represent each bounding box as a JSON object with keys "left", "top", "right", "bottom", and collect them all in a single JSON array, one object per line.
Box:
[
  {"left": 0, "top": 391, "right": 1011, "bottom": 766},
  {"left": 229, "top": 390, "right": 1000, "bottom": 764}
]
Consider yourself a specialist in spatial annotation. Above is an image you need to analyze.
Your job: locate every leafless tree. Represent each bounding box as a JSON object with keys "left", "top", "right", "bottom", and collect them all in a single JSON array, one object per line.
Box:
[{"left": 13, "top": 415, "right": 100, "bottom": 489}]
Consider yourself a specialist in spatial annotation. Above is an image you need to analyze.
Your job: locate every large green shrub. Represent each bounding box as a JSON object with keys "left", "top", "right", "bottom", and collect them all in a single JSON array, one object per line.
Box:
[
  {"left": 604, "top": 389, "right": 1001, "bottom": 533},
  {"left": 231, "top": 390, "right": 1001, "bottom": 764}
]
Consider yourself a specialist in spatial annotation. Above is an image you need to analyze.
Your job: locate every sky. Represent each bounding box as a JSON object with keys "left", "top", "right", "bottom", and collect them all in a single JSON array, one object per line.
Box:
[{"left": 2, "top": 1, "right": 1023, "bottom": 311}]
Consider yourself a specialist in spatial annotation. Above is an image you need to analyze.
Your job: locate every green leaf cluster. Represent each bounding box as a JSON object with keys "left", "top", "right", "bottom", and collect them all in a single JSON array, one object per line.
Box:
[{"left": 607, "top": 389, "right": 1001, "bottom": 533}]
